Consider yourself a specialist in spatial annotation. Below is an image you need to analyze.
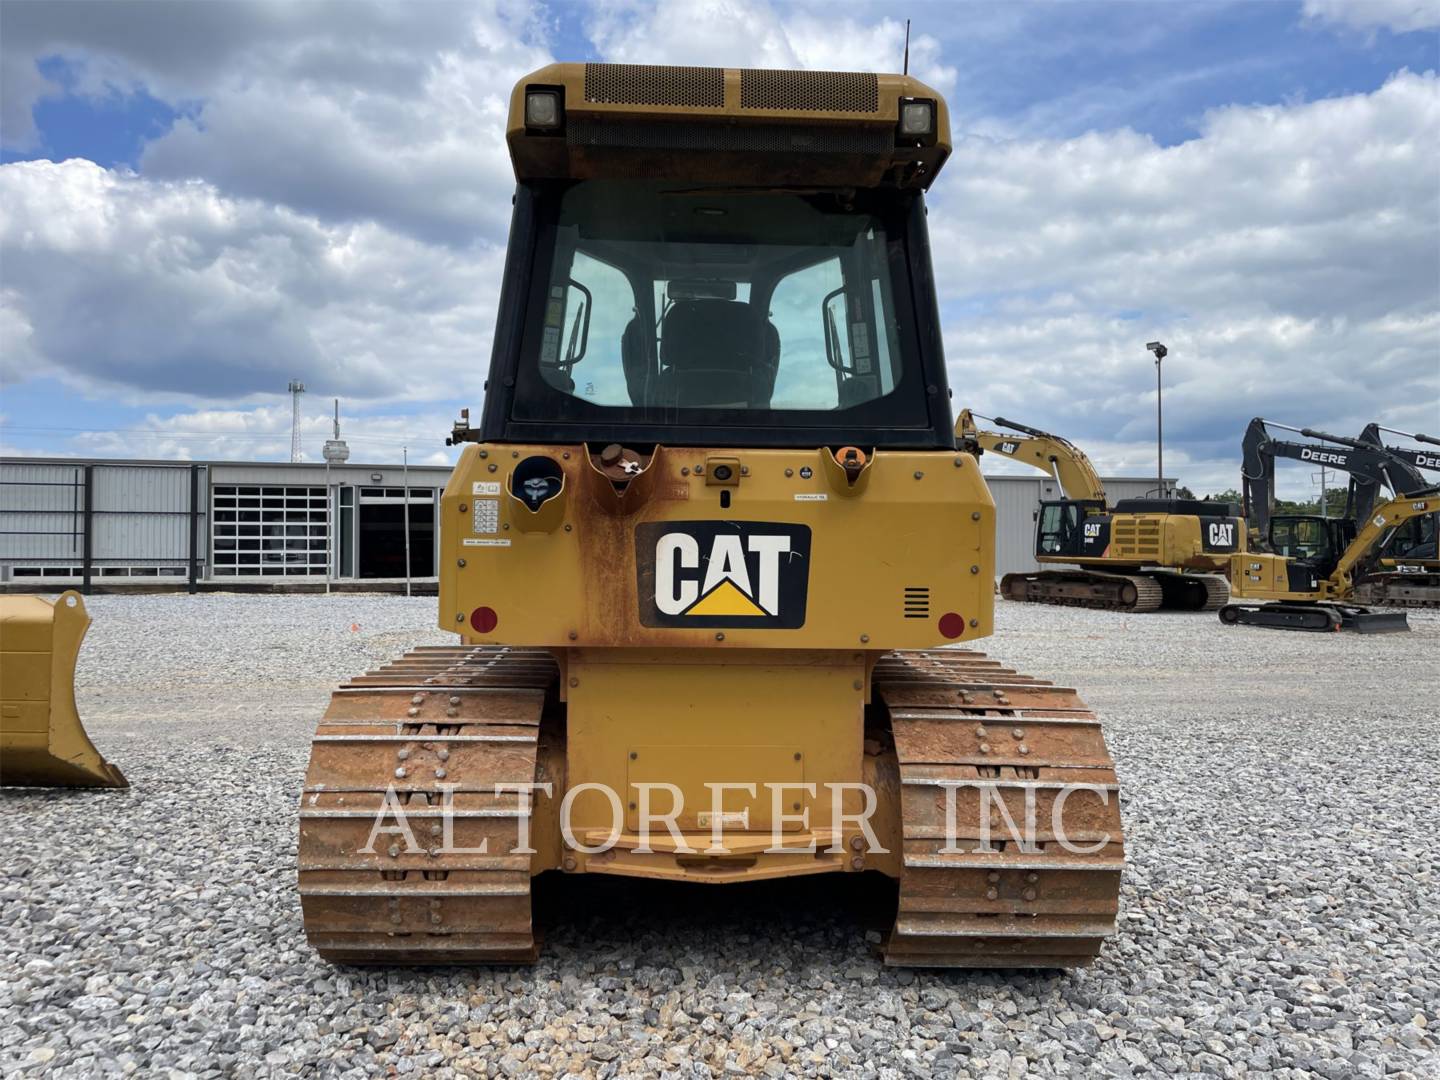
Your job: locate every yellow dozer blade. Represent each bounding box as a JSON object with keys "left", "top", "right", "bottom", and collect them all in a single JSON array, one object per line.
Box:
[{"left": 0, "top": 590, "right": 127, "bottom": 788}]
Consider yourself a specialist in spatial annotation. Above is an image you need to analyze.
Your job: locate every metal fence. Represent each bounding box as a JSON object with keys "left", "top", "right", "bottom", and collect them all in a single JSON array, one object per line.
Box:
[{"left": 0, "top": 462, "right": 206, "bottom": 592}]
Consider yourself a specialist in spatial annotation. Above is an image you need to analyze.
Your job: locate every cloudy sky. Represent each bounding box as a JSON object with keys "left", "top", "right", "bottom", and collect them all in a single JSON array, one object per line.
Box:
[{"left": 1, "top": 0, "right": 1436, "bottom": 497}]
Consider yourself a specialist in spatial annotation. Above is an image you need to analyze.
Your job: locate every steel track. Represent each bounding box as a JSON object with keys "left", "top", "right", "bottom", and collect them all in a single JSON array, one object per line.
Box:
[{"left": 299, "top": 645, "right": 1123, "bottom": 969}]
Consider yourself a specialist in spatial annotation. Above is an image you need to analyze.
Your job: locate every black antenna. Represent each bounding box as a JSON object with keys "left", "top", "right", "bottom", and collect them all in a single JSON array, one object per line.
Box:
[{"left": 903, "top": 18, "right": 911, "bottom": 75}]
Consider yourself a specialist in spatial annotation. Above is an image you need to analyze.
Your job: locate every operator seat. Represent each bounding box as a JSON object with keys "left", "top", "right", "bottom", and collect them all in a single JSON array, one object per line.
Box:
[{"left": 653, "top": 300, "right": 780, "bottom": 409}]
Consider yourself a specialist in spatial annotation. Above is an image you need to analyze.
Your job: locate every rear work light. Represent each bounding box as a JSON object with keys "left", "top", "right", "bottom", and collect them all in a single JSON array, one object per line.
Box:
[
  {"left": 898, "top": 98, "right": 936, "bottom": 142},
  {"left": 525, "top": 88, "right": 563, "bottom": 131}
]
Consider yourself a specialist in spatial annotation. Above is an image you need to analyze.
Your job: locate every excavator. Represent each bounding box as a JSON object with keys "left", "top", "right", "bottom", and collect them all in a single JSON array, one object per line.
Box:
[
  {"left": 957, "top": 410, "right": 1238, "bottom": 612},
  {"left": 1221, "top": 418, "right": 1437, "bottom": 631},
  {"left": 1352, "top": 424, "right": 1439, "bottom": 608},
  {"left": 294, "top": 63, "right": 1125, "bottom": 969}
]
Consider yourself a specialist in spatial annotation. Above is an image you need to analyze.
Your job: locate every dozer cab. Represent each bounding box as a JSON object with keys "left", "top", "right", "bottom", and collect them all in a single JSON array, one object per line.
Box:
[
  {"left": 958, "top": 410, "right": 1238, "bottom": 612},
  {"left": 0, "top": 591, "right": 127, "bottom": 788},
  {"left": 296, "top": 63, "right": 1124, "bottom": 968}
]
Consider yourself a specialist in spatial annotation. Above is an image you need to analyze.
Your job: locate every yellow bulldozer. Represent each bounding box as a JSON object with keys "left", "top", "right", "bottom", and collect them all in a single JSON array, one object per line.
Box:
[
  {"left": 0, "top": 590, "right": 127, "bottom": 788},
  {"left": 958, "top": 410, "right": 1238, "bottom": 612},
  {"left": 295, "top": 63, "right": 1125, "bottom": 968}
]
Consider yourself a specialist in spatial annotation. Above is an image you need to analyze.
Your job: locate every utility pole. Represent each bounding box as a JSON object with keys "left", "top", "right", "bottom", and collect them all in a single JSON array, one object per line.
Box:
[
  {"left": 288, "top": 380, "right": 306, "bottom": 462},
  {"left": 322, "top": 399, "right": 350, "bottom": 593},
  {"left": 402, "top": 445, "right": 412, "bottom": 598},
  {"left": 1146, "top": 342, "right": 1168, "bottom": 496}
]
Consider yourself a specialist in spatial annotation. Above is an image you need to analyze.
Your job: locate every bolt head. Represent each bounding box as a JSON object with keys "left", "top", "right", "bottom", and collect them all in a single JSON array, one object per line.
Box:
[
  {"left": 1026, "top": 872, "right": 1038, "bottom": 883},
  {"left": 1012, "top": 728, "right": 1024, "bottom": 740},
  {"left": 860, "top": 634, "right": 870, "bottom": 644},
  {"left": 563, "top": 857, "right": 577, "bottom": 871},
  {"left": 568, "top": 676, "right": 579, "bottom": 687},
  {"left": 394, "top": 767, "right": 407, "bottom": 778},
  {"left": 979, "top": 743, "right": 991, "bottom": 754},
  {"left": 430, "top": 913, "right": 442, "bottom": 925},
  {"left": 397, "top": 749, "right": 410, "bottom": 760},
  {"left": 449, "top": 696, "right": 461, "bottom": 706},
  {"left": 1018, "top": 745, "right": 1029, "bottom": 756},
  {"left": 985, "top": 888, "right": 998, "bottom": 900},
  {"left": 987, "top": 871, "right": 1000, "bottom": 883},
  {"left": 971, "top": 511, "right": 982, "bottom": 521},
  {"left": 850, "top": 855, "right": 864, "bottom": 871},
  {"left": 1023, "top": 888, "right": 1037, "bottom": 901},
  {"left": 429, "top": 823, "right": 442, "bottom": 837},
  {"left": 975, "top": 725, "right": 987, "bottom": 737},
  {"left": 435, "top": 768, "right": 447, "bottom": 779},
  {"left": 849, "top": 835, "right": 864, "bottom": 851},
  {"left": 437, "top": 749, "right": 449, "bottom": 761},
  {"left": 387, "top": 844, "right": 401, "bottom": 858}
]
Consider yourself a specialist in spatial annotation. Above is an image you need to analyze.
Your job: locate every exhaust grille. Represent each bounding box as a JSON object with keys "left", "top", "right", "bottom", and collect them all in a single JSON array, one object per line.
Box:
[
  {"left": 583, "top": 64, "right": 724, "bottom": 108},
  {"left": 567, "top": 119, "right": 890, "bottom": 155},
  {"left": 740, "top": 69, "right": 879, "bottom": 113},
  {"left": 903, "top": 586, "right": 930, "bottom": 620},
  {"left": 1113, "top": 520, "right": 1162, "bottom": 559}
]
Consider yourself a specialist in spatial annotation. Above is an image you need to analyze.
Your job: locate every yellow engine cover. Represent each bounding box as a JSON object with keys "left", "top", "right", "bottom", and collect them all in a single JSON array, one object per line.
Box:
[{"left": 439, "top": 444, "right": 993, "bottom": 652}]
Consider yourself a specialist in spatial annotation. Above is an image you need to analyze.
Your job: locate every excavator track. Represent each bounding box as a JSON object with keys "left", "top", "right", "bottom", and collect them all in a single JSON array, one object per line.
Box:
[
  {"left": 298, "top": 645, "right": 559, "bottom": 965},
  {"left": 875, "top": 649, "right": 1123, "bottom": 968},
  {"left": 1000, "top": 569, "right": 1164, "bottom": 613},
  {"left": 1353, "top": 574, "right": 1440, "bottom": 609},
  {"left": 299, "top": 645, "right": 1122, "bottom": 969}
]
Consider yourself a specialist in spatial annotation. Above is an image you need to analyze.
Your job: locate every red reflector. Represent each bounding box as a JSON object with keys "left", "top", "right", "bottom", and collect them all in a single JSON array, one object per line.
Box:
[
  {"left": 470, "top": 606, "right": 498, "bottom": 634},
  {"left": 938, "top": 612, "right": 964, "bottom": 639}
]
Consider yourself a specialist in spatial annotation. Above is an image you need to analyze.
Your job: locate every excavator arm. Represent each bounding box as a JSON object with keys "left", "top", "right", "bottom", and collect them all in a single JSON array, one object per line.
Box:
[
  {"left": 956, "top": 410, "right": 1107, "bottom": 502},
  {"left": 1331, "top": 490, "right": 1440, "bottom": 593},
  {"left": 1240, "top": 418, "right": 1430, "bottom": 541}
]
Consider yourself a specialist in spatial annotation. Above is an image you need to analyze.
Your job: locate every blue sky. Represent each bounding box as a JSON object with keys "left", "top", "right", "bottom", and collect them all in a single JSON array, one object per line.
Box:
[{"left": 0, "top": 0, "right": 1436, "bottom": 494}]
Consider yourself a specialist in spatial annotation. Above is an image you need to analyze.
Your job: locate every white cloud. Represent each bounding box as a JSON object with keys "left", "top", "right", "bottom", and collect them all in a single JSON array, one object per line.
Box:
[
  {"left": 1303, "top": 0, "right": 1440, "bottom": 34},
  {"left": 584, "top": 0, "right": 955, "bottom": 90},
  {"left": 57, "top": 403, "right": 460, "bottom": 465},
  {"left": 930, "top": 71, "right": 1440, "bottom": 496},
  {"left": 0, "top": 159, "right": 504, "bottom": 408},
  {"left": 0, "top": 0, "right": 552, "bottom": 245}
]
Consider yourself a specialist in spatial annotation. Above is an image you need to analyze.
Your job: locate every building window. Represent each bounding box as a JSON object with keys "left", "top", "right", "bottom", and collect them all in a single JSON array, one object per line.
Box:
[{"left": 211, "top": 485, "right": 328, "bottom": 576}]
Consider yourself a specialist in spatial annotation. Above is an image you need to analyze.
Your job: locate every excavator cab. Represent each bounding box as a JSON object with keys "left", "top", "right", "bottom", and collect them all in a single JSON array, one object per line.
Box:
[
  {"left": 1266, "top": 515, "right": 1355, "bottom": 592},
  {"left": 1035, "top": 499, "right": 1107, "bottom": 557}
]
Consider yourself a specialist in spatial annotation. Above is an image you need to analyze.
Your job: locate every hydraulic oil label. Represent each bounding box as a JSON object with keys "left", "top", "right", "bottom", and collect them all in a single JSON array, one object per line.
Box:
[{"left": 635, "top": 521, "right": 811, "bottom": 629}]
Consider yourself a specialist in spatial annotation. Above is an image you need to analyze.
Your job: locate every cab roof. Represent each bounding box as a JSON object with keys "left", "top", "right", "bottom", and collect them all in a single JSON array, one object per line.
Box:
[{"left": 507, "top": 62, "right": 951, "bottom": 190}]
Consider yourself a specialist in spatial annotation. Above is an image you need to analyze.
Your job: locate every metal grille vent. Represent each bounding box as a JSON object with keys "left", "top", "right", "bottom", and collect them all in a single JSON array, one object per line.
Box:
[
  {"left": 903, "top": 586, "right": 930, "bottom": 620},
  {"left": 740, "top": 69, "right": 879, "bottom": 113},
  {"left": 567, "top": 119, "right": 890, "bottom": 156},
  {"left": 583, "top": 64, "right": 724, "bottom": 107}
]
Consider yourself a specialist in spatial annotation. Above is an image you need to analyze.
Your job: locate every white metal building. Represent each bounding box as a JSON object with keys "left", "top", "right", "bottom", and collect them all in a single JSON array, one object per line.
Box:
[
  {"left": 0, "top": 455, "right": 1170, "bottom": 589},
  {"left": 0, "top": 457, "right": 451, "bottom": 590}
]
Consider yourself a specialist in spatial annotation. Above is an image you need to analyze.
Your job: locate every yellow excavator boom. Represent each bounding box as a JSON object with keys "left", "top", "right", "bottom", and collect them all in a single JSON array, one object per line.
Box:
[
  {"left": 0, "top": 591, "right": 127, "bottom": 788},
  {"left": 955, "top": 409, "right": 1106, "bottom": 501}
]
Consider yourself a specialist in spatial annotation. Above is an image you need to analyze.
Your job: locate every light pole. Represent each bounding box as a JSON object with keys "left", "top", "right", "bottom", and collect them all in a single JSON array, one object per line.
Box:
[{"left": 1146, "top": 341, "right": 1167, "bottom": 496}]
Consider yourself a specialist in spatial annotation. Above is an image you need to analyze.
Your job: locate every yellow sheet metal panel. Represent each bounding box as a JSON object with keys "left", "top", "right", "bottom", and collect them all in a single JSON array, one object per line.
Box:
[
  {"left": 0, "top": 591, "right": 127, "bottom": 788},
  {"left": 439, "top": 444, "right": 993, "bottom": 651},
  {"left": 559, "top": 648, "right": 866, "bottom": 876}
]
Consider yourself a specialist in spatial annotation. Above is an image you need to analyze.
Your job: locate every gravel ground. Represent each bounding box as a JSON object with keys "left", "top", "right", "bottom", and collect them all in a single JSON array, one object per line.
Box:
[{"left": 2, "top": 593, "right": 1437, "bottom": 1079}]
